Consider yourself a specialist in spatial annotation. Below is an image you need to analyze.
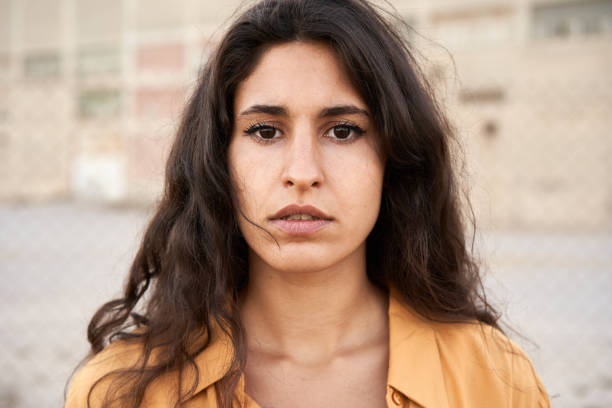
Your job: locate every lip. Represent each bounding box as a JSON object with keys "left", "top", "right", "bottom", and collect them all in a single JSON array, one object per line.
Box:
[
  {"left": 269, "top": 204, "right": 333, "bottom": 236},
  {"left": 270, "top": 204, "right": 333, "bottom": 221}
]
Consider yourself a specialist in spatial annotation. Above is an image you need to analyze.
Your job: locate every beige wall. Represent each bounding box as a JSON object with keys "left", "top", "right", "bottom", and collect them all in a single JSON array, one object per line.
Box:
[
  {"left": 1, "top": 0, "right": 610, "bottom": 230},
  {"left": 453, "top": 40, "right": 612, "bottom": 230}
]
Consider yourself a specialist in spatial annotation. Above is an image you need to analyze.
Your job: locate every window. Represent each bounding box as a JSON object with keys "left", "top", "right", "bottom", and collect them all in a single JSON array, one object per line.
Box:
[
  {"left": 76, "top": 47, "right": 120, "bottom": 76},
  {"left": 459, "top": 87, "right": 505, "bottom": 104},
  {"left": 136, "top": 43, "right": 184, "bottom": 72},
  {"left": 24, "top": 52, "right": 61, "bottom": 79},
  {"left": 583, "top": 16, "right": 604, "bottom": 35},
  {"left": 532, "top": 0, "right": 612, "bottom": 39},
  {"left": 78, "top": 89, "right": 121, "bottom": 119}
]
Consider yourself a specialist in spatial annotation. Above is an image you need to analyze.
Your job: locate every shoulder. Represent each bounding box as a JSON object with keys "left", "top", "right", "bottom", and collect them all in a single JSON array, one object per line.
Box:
[
  {"left": 65, "top": 331, "right": 235, "bottom": 408},
  {"left": 433, "top": 320, "right": 539, "bottom": 381},
  {"left": 432, "top": 319, "right": 550, "bottom": 407},
  {"left": 387, "top": 293, "right": 550, "bottom": 407},
  {"left": 65, "top": 340, "right": 145, "bottom": 408}
]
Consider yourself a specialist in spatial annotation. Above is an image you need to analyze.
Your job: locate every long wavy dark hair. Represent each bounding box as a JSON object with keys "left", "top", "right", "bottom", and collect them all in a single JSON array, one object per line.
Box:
[{"left": 79, "top": 0, "right": 500, "bottom": 406}]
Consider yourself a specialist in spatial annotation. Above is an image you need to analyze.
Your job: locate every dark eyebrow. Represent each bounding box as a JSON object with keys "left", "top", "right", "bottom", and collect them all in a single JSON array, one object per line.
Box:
[
  {"left": 239, "top": 105, "right": 288, "bottom": 117},
  {"left": 238, "top": 104, "right": 370, "bottom": 118},
  {"left": 319, "top": 105, "right": 370, "bottom": 118}
]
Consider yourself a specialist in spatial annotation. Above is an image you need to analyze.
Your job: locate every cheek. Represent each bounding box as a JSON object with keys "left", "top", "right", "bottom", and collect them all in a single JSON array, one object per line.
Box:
[
  {"left": 228, "top": 138, "right": 278, "bottom": 227},
  {"left": 331, "top": 148, "right": 384, "bottom": 206},
  {"left": 355, "top": 164, "right": 384, "bottom": 225},
  {"left": 229, "top": 140, "right": 259, "bottom": 204},
  {"left": 228, "top": 139, "right": 252, "bottom": 214},
  {"left": 323, "top": 149, "right": 384, "bottom": 242}
]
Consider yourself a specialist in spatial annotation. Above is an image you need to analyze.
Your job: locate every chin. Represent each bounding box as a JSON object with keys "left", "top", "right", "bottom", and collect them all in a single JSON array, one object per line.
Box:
[
  {"left": 269, "top": 257, "right": 338, "bottom": 274},
  {"left": 250, "top": 242, "right": 365, "bottom": 274}
]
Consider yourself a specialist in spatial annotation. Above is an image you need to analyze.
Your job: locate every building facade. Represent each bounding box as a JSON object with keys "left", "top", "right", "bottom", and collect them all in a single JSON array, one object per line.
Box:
[{"left": 0, "top": 0, "right": 610, "bottom": 230}]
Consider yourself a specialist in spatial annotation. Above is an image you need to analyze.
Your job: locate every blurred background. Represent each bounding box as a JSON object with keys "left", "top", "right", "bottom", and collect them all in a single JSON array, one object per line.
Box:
[{"left": 0, "top": 0, "right": 610, "bottom": 407}]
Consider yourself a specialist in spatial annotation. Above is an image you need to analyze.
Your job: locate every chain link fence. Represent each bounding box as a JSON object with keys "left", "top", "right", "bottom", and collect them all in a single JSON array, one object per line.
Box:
[{"left": 1, "top": 1, "right": 611, "bottom": 407}]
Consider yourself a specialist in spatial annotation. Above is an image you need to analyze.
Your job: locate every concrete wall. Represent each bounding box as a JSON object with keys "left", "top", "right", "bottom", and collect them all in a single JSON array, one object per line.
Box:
[{"left": 1, "top": 0, "right": 610, "bottom": 229}]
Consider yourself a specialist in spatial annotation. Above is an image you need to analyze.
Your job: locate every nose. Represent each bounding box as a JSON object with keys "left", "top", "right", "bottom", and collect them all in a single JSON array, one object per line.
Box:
[{"left": 281, "top": 128, "right": 324, "bottom": 190}]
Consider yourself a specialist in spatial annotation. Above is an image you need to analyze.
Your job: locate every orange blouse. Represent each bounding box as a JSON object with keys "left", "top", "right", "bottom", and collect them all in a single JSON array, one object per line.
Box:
[{"left": 66, "top": 290, "right": 550, "bottom": 407}]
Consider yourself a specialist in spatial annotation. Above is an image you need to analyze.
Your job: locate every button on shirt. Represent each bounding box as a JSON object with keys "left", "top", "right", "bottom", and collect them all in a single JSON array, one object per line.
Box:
[{"left": 66, "top": 288, "right": 550, "bottom": 407}]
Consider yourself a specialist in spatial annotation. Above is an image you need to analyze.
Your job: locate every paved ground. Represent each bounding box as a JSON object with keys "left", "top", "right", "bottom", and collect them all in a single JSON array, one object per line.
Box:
[{"left": 1, "top": 202, "right": 611, "bottom": 407}]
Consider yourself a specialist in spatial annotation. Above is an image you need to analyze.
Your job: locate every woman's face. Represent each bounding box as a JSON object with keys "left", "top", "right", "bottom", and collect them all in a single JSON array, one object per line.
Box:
[{"left": 228, "top": 41, "right": 384, "bottom": 273}]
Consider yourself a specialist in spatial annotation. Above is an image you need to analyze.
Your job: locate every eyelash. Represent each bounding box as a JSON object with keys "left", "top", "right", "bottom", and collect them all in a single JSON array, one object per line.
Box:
[{"left": 243, "top": 121, "right": 366, "bottom": 144}]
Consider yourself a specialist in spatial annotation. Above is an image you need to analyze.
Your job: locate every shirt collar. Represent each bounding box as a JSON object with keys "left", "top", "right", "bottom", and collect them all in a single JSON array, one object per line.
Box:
[
  {"left": 190, "top": 323, "right": 234, "bottom": 395},
  {"left": 188, "top": 288, "right": 450, "bottom": 408},
  {"left": 387, "top": 287, "right": 450, "bottom": 408}
]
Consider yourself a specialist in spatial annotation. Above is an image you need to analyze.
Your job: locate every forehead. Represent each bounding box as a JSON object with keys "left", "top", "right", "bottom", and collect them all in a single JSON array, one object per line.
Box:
[{"left": 234, "top": 41, "right": 366, "bottom": 112}]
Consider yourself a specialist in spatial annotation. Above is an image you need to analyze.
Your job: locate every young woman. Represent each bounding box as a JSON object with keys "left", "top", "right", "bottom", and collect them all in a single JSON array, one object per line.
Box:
[{"left": 66, "top": 0, "right": 550, "bottom": 407}]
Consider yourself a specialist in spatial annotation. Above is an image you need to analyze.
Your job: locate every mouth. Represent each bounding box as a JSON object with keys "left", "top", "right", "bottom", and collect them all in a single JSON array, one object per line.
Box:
[
  {"left": 269, "top": 204, "right": 333, "bottom": 235},
  {"left": 279, "top": 214, "right": 322, "bottom": 221},
  {"left": 270, "top": 204, "right": 333, "bottom": 221}
]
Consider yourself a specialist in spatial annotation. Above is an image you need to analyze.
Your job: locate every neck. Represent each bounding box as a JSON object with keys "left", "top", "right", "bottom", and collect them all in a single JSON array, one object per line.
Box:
[{"left": 239, "top": 245, "right": 388, "bottom": 365}]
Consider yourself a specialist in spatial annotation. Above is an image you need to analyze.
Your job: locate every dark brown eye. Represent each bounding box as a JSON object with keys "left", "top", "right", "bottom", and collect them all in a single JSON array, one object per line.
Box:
[
  {"left": 332, "top": 126, "right": 351, "bottom": 139},
  {"left": 245, "top": 123, "right": 280, "bottom": 141},
  {"left": 258, "top": 127, "right": 277, "bottom": 139}
]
